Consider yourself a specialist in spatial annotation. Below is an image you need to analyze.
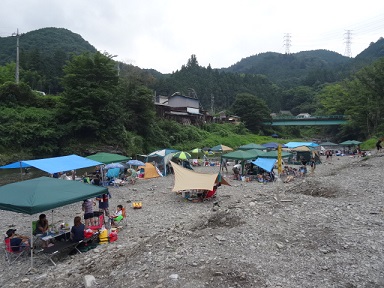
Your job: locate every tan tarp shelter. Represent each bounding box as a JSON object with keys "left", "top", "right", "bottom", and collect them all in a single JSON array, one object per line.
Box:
[
  {"left": 170, "top": 161, "right": 230, "bottom": 192},
  {"left": 138, "top": 163, "right": 161, "bottom": 179},
  {"left": 292, "top": 146, "right": 311, "bottom": 151}
]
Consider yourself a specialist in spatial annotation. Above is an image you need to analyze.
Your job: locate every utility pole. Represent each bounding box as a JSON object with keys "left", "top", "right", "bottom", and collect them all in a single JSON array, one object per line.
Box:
[
  {"left": 12, "top": 29, "right": 20, "bottom": 84},
  {"left": 344, "top": 30, "right": 352, "bottom": 58},
  {"left": 283, "top": 33, "right": 291, "bottom": 54}
]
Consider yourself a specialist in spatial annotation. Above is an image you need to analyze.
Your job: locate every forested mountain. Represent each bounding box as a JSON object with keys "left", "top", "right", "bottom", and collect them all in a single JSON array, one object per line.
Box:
[
  {"left": 223, "top": 50, "right": 350, "bottom": 87},
  {"left": 0, "top": 27, "right": 97, "bottom": 65},
  {"left": 0, "top": 28, "right": 97, "bottom": 94}
]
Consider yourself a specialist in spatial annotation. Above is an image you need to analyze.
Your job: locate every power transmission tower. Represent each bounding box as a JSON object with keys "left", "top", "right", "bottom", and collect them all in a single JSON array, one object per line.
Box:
[
  {"left": 210, "top": 94, "right": 214, "bottom": 114},
  {"left": 12, "top": 29, "right": 20, "bottom": 84},
  {"left": 283, "top": 33, "right": 291, "bottom": 54},
  {"left": 344, "top": 30, "right": 352, "bottom": 58}
]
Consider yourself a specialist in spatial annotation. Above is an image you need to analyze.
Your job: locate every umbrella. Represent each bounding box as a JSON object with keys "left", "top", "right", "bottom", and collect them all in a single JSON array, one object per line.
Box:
[
  {"left": 104, "top": 163, "right": 125, "bottom": 169},
  {"left": 238, "top": 143, "right": 265, "bottom": 150},
  {"left": 211, "top": 144, "right": 233, "bottom": 152},
  {"left": 262, "top": 142, "right": 279, "bottom": 149},
  {"left": 292, "top": 146, "right": 312, "bottom": 151},
  {"left": 173, "top": 151, "right": 192, "bottom": 160},
  {"left": 127, "top": 159, "right": 145, "bottom": 166},
  {"left": 190, "top": 148, "right": 204, "bottom": 156},
  {"left": 339, "top": 140, "right": 362, "bottom": 145}
]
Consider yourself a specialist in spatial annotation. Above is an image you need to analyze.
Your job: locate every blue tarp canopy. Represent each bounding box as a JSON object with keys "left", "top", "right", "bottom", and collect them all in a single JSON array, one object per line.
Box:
[
  {"left": 0, "top": 154, "right": 102, "bottom": 174},
  {"left": 252, "top": 158, "right": 277, "bottom": 172},
  {"left": 284, "top": 142, "right": 319, "bottom": 148}
]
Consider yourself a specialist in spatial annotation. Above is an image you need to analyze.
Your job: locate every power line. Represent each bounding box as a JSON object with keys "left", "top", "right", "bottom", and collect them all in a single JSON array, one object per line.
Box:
[
  {"left": 283, "top": 33, "right": 291, "bottom": 54},
  {"left": 344, "top": 30, "right": 352, "bottom": 58}
]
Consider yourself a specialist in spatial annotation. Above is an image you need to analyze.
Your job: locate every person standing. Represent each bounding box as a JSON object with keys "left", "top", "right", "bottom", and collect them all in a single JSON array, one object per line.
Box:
[
  {"left": 221, "top": 159, "right": 228, "bottom": 172},
  {"left": 376, "top": 139, "right": 382, "bottom": 152},
  {"left": 309, "top": 158, "right": 316, "bottom": 175},
  {"left": 96, "top": 191, "right": 111, "bottom": 217},
  {"left": 82, "top": 199, "right": 95, "bottom": 228}
]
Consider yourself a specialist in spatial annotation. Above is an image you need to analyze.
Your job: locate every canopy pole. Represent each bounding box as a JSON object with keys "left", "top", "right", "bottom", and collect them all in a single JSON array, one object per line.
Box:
[
  {"left": 30, "top": 216, "right": 34, "bottom": 268},
  {"left": 19, "top": 161, "right": 23, "bottom": 181}
]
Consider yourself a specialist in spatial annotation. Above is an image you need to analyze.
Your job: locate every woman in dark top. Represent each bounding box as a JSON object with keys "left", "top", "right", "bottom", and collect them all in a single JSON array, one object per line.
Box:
[
  {"left": 70, "top": 216, "right": 85, "bottom": 242},
  {"left": 34, "top": 213, "right": 48, "bottom": 235}
]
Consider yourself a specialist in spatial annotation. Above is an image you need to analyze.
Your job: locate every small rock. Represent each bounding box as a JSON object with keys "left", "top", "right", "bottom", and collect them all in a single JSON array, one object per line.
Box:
[
  {"left": 84, "top": 275, "right": 96, "bottom": 287},
  {"left": 213, "top": 271, "right": 223, "bottom": 276},
  {"left": 276, "top": 242, "right": 284, "bottom": 249},
  {"left": 169, "top": 274, "right": 179, "bottom": 280},
  {"left": 215, "top": 235, "right": 226, "bottom": 241},
  {"left": 21, "top": 278, "right": 29, "bottom": 283}
]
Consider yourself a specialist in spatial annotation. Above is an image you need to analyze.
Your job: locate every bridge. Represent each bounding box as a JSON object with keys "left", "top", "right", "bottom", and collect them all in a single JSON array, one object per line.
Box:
[{"left": 263, "top": 115, "right": 348, "bottom": 126}]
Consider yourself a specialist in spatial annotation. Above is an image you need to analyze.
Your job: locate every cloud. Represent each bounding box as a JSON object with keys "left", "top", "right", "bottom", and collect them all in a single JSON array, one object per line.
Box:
[{"left": 1, "top": 0, "right": 384, "bottom": 73}]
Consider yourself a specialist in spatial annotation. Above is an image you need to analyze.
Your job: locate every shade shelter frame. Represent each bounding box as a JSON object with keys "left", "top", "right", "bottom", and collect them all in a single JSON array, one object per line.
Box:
[{"left": 0, "top": 177, "right": 108, "bottom": 268}]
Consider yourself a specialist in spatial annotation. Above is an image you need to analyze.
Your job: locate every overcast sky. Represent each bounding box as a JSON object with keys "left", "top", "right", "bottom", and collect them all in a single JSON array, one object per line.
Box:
[{"left": 1, "top": 0, "right": 383, "bottom": 74}]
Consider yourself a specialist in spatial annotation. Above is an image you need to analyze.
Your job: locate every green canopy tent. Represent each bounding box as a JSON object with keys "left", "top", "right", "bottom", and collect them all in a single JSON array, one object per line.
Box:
[
  {"left": 260, "top": 150, "right": 293, "bottom": 159},
  {"left": 86, "top": 152, "right": 131, "bottom": 164},
  {"left": 0, "top": 176, "right": 108, "bottom": 267},
  {"left": 221, "top": 150, "right": 257, "bottom": 175},
  {"left": 238, "top": 143, "right": 265, "bottom": 150},
  {"left": 319, "top": 141, "right": 338, "bottom": 146}
]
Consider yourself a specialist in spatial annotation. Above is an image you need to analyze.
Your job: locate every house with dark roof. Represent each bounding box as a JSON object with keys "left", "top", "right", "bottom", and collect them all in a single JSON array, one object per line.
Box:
[{"left": 155, "top": 92, "right": 212, "bottom": 125}]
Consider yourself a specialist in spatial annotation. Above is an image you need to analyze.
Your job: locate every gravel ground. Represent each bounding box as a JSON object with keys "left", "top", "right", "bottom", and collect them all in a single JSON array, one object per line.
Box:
[{"left": 1, "top": 152, "right": 384, "bottom": 288}]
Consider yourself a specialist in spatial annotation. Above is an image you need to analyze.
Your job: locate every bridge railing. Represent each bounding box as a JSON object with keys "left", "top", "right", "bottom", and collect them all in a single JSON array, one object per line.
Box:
[{"left": 270, "top": 115, "right": 347, "bottom": 120}]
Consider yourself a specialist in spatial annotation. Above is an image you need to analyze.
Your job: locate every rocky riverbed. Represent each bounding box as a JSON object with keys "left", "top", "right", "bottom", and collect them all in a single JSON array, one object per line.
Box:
[{"left": 1, "top": 152, "right": 383, "bottom": 287}]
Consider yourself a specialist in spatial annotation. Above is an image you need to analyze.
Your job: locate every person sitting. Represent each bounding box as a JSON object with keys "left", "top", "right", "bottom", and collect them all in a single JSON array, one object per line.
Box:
[
  {"left": 126, "top": 168, "right": 137, "bottom": 184},
  {"left": 5, "top": 229, "right": 30, "bottom": 252},
  {"left": 110, "top": 205, "right": 124, "bottom": 226},
  {"left": 284, "top": 175, "right": 295, "bottom": 183},
  {"left": 257, "top": 174, "right": 266, "bottom": 183},
  {"left": 70, "top": 216, "right": 85, "bottom": 243},
  {"left": 232, "top": 164, "right": 241, "bottom": 180},
  {"left": 91, "top": 174, "right": 101, "bottom": 186},
  {"left": 34, "top": 214, "right": 49, "bottom": 235}
]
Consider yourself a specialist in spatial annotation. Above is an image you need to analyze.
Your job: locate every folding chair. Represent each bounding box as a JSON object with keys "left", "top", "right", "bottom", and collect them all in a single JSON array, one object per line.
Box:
[
  {"left": 88, "top": 212, "right": 105, "bottom": 231},
  {"left": 32, "top": 221, "right": 44, "bottom": 249},
  {"left": 4, "top": 237, "right": 28, "bottom": 266},
  {"left": 114, "top": 207, "right": 127, "bottom": 229}
]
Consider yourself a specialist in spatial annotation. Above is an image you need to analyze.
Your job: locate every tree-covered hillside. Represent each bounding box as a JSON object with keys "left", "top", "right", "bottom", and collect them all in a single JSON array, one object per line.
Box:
[
  {"left": 224, "top": 50, "right": 351, "bottom": 88},
  {"left": 0, "top": 27, "right": 97, "bottom": 65},
  {"left": 0, "top": 28, "right": 97, "bottom": 94}
]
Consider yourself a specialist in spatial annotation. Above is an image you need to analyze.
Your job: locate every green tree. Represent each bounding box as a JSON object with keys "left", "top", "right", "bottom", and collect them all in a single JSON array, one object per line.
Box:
[
  {"left": 316, "top": 83, "right": 349, "bottom": 115},
  {"left": 0, "top": 63, "right": 16, "bottom": 84},
  {"left": 60, "top": 52, "right": 119, "bottom": 139},
  {"left": 231, "top": 93, "right": 271, "bottom": 133},
  {"left": 0, "top": 81, "right": 37, "bottom": 106}
]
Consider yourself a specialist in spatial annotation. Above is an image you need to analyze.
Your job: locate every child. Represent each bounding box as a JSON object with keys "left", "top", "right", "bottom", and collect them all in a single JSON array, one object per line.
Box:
[
  {"left": 110, "top": 205, "right": 124, "bottom": 226},
  {"left": 82, "top": 199, "right": 95, "bottom": 228}
]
